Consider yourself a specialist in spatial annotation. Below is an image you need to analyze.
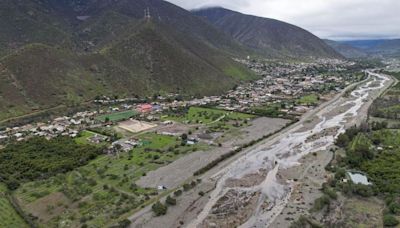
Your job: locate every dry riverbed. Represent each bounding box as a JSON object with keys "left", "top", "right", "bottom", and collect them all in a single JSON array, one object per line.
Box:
[{"left": 129, "top": 72, "right": 393, "bottom": 228}]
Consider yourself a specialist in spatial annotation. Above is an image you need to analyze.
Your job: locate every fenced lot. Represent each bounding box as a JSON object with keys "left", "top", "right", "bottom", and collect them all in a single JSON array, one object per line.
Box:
[{"left": 118, "top": 120, "right": 157, "bottom": 133}]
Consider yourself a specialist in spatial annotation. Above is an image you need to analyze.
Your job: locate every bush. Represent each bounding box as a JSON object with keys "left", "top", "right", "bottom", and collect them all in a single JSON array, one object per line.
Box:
[
  {"left": 174, "top": 189, "right": 182, "bottom": 197},
  {"left": 388, "top": 202, "right": 400, "bottom": 215},
  {"left": 383, "top": 214, "right": 399, "bottom": 227},
  {"left": 336, "top": 133, "right": 350, "bottom": 147},
  {"left": 311, "top": 195, "right": 330, "bottom": 212},
  {"left": 352, "top": 184, "right": 373, "bottom": 197},
  {"left": 116, "top": 219, "right": 131, "bottom": 228},
  {"left": 323, "top": 187, "right": 338, "bottom": 200},
  {"left": 183, "top": 183, "right": 191, "bottom": 191},
  {"left": 165, "top": 196, "right": 176, "bottom": 206},
  {"left": 151, "top": 201, "right": 167, "bottom": 216}
]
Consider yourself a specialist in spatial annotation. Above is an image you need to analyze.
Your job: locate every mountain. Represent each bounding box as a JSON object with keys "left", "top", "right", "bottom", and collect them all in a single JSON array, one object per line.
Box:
[
  {"left": 340, "top": 39, "right": 400, "bottom": 57},
  {"left": 339, "top": 40, "right": 386, "bottom": 50},
  {"left": 0, "top": 0, "right": 258, "bottom": 120},
  {"left": 193, "top": 7, "right": 342, "bottom": 59},
  {"left": 324, "top": 40, "right": 368, "bottom": 59}
]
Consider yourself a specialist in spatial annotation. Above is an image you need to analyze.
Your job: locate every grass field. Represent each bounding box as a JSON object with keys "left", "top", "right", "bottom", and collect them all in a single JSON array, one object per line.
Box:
[
  {"left": 164, "top": 107, "right": 254, "bottom": 124},
  {"left": 75, "top": 130, "right": 96, "bottom": 145},
  {"left": 297, "top": 94, "right": 319, "bottom": 106},
  {"left": 0, "top": 184, "right": 28, "bottom": 228},
  {"left": 14, "top": 132, "right": 209, "bottom": 227},
  {"left": 95, "top": 110, "right": 138, "bottom": 122},
  {"left": 342, "top": 197, "right": 384, "bottom": 227}
]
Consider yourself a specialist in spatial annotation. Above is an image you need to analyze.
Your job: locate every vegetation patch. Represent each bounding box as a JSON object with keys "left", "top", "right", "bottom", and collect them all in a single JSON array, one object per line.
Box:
[
  {"left": 0, "top": 136, "right": 103, "bottom": 190},
  {"left": 12, "top": 132, "right": 208, "bottom": 227},
  {"left": 0, "top": 184, "right": 28, "bottom": 228},
  {"left": 95, "top": 110, "right": 138, "bottom": 122},
  {"left": 297, "top": 94, "right": 319, "bottom": 106}
]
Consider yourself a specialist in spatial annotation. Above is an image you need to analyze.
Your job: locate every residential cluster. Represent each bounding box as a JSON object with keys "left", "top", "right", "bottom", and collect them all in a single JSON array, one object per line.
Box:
[{"left": 0, "top": 58, "right": 360, "bottom": 146}]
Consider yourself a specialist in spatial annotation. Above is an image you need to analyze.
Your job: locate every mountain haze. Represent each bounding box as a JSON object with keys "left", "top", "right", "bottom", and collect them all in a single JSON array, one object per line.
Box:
[
  {"left": 193, "top": 7, "right": 342, "bottom": 59},
  {"left": 324, "top": 40, "right": 368, "bottom": 59},
  {"left": 340, "top": 39, "right": 400, "bottom": 57}
]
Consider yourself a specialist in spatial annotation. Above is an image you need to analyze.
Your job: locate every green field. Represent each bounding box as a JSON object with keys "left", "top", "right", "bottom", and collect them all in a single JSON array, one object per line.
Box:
[
  {"left": 75, "top": 130, "right": 109, "bottom": 146},
  {"left": 95, "top": 110, "right": 138, "bottom": 122},
  {"left": 14, "top": 132, "right": 209, "bottom": 227},
  {"left": 75, "top": 130, "right": 97, "bottom": 145},
  {"left": 297, "top": 94, "right": 319, "bottom": 106},
  {"left": 163, "top": 107, "right": 254, "bottom": 124},
  {"left": 251, "top": 103, "right": 285, "bottom": 118},
  {"left": 0, "top": 184, "right": 28, "bottom": 228}
]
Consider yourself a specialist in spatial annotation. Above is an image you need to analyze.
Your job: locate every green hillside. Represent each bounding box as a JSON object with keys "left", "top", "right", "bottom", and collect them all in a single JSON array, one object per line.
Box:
[{"left": 0, "top": 0, "right": 258, "bottom": 121}]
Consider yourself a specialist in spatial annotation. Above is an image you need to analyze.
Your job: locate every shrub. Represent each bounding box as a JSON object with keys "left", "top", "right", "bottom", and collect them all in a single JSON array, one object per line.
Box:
[
  {"left": 311, "top": 195, "right": 330, "bottom": 212},
  {"left": 165, "top": 196, "right": 176, "bottom": 206},
  {"left": 152, "top": 201, "right": 167, "bottom": 216},
  {"left": 174, "top": 190, "right": 182, "bottom": 197},
  {"left": 117, "top": 219, "right": 132, "bottom": 228},
  {"left": 383, "top": 214, "right": 399, "bottom": 227},
  {"left": 352, "top": 184, "right": 373, "bottom": 197}
]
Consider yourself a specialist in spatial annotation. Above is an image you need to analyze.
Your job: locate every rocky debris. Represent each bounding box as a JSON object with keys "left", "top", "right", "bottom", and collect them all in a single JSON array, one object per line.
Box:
[
  {"left": 200, "top": 189, "right": 260, "bottom": 228},
  {"left": 225, "top": 169, "right": 268, "bottom": 188}
]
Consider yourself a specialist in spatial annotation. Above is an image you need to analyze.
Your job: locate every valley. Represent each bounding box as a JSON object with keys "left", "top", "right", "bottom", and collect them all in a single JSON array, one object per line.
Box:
[
  {"left": 0, "top": 57, "right": 369, "bottom": 227},
  {"left": 0, "top": 1, "right": 399, "bottom": 228}
]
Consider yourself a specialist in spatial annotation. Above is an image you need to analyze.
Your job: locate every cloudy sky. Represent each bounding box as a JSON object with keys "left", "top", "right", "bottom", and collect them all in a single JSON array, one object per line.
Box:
[{"left": 165, "top": 0, "right": 400, "bottom": 40}]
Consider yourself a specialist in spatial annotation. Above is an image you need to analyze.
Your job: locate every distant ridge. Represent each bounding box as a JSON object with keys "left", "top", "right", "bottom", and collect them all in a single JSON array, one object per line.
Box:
[
  {"left": 193, "top": 7, "right": 342, "bottom": 59},
  {"left": 324, "top": 40, "right": 368, "bottom": 59},
  {"left": 339, "top": 39, "right": 400, "bottom": 57}
]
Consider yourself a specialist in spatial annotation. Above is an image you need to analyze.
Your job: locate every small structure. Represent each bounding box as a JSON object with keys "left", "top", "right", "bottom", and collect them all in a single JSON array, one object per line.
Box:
[
  {"left": 137, "top": 104, "right": 153, "bottom": 113},
  {"left": 157, "top": 185, "right": 167, "bottom": 190},
  {"left": 347, "top": 171, "right": 372, "bottom": 185}
]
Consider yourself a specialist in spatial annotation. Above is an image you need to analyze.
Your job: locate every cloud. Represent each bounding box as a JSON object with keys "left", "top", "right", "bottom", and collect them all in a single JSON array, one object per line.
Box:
[{"left": 165, "top": 0, "right": 400, "bottom": 40}]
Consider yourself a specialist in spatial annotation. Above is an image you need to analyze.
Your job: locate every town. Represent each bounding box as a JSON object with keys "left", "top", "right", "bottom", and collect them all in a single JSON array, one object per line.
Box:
[{"left": 0, "top": 58, "right": 361, "bottom": 147}]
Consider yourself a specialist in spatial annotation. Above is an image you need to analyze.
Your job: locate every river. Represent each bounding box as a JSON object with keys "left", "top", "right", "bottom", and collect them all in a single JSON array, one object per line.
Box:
[{"left": 188, "top": 71, "right": 390, "bottom": 228}]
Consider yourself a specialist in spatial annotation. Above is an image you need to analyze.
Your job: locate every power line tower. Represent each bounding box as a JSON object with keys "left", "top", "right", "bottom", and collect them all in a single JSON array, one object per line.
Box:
[{"left": 144, "top": 8, "right": 151, "bottom": 21}]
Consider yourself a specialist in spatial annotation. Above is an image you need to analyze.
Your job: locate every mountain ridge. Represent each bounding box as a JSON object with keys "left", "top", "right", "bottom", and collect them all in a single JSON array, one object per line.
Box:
[{"left": 193, "top": 7, "right": 342, "bottom": 59}]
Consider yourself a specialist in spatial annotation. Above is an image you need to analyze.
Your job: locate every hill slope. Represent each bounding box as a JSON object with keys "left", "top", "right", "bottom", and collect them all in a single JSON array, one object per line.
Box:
[
  {"left": 340, "top": 39, "right": 400, "bottom": 57},
  {"left": 0, "top": 0, "right": 257, "bottom": 120},
  {"left": 324, "top": 40, "right": 368, "bottom": 59},
  {"left": 193, "top": 7, "right": 342, "bottom": 59}
]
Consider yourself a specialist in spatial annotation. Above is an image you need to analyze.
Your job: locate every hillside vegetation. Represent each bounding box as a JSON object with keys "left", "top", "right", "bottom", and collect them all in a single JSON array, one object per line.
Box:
[
  {"left": 0, "top": 0, "right": 258, "bottom": 120},
  {"left": 194, "top": 7, "right": 342, "bottom": 59}
]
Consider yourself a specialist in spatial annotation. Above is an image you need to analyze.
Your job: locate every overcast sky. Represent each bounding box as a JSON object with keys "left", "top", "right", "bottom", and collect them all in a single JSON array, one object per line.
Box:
[{"left": 165, "top": 0, "right": 400, "bottom": 40}]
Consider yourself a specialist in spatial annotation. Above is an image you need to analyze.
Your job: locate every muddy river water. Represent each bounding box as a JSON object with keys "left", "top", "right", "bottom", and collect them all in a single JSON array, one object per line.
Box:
[{"left": 188, "top": 72, "right": 390, "bottom": 228}]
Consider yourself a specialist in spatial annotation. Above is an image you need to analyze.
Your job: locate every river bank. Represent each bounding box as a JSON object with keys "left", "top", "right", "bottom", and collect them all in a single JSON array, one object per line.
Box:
[{"left": 128, "top": 71, "right": 392, "bottom": 228}]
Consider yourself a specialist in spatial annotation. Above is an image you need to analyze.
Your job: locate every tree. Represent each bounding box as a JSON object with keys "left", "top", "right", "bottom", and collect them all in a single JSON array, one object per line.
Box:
[
  {"left": 152, "top": 201, "right": 167, "bottom": 216},
  {"left": 117, "top": 219, "right": 132, "bottom": 228},
  {"left": 165, "top": 196, "right": 176, "bottom": 206},
  {"left": 383, "top": 214, "right": 399, "bottom": 227},
  {"left": 181, "top": 133, "right": 188, "bottom": 141},
  {"left": 105, "top": 117, "right": 110, "bottom": 123},
  {"left": 335, "top": 133, "right": 349, "bottom": 147}
]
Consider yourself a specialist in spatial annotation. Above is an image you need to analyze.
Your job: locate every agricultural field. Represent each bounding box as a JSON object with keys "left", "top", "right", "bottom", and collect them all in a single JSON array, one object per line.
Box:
[
  {"left": 297, "top": 94, "right": 319, "bottom": 106},
  {"left": 95, "top": 110, "right": 138, "bottom": 122},
  {"left": 163, "top": 107, "right": 254, "bottom": 124},
  {"left": 251, "top": 103, "right": 285, "bottom": 118},
  {"left": 341, "top": 197, "right": 384, "bottom": 227},
  {"left": 13, "top": 132, "right": 209, "bottom": 227},
  {"left": 369, "top": 71, "right": 400, "bottom": 121},
  {"left": 0, "top": 184, "right": 28, "bottom": 228}
]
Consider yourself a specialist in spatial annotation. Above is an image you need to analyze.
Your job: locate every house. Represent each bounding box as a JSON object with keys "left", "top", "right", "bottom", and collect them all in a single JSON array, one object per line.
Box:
[{"left": 137, "top": 104, "right": 153, "bottom": 113}]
